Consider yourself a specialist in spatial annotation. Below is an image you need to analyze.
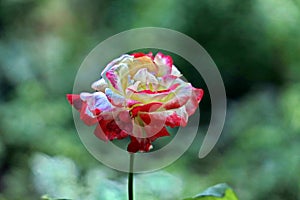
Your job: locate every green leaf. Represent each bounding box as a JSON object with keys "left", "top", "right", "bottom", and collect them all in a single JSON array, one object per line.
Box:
[{"left": 183, "top": 183, "right": 238, "bottom": 200}]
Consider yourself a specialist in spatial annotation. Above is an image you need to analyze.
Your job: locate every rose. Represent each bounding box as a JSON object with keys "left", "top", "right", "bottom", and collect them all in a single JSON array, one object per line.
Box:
[{"left": 67, "top": 52, "right": 203, "bottom": 153}]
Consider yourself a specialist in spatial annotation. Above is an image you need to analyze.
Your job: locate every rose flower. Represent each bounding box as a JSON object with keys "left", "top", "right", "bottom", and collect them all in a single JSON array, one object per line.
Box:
[{"left": 67, "top": 52, "right": 203, "bottom": 153}]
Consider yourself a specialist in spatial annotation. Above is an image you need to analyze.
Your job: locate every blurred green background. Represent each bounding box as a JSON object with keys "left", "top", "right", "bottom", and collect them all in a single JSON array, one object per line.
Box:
[{"left": 0, "top": 0, "right": 300, "bottom": 199}]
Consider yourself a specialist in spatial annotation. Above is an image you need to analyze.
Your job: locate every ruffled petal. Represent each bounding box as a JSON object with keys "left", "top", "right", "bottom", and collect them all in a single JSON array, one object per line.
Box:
[
  {"left": 80, "top": 103, "right": 99, "bottom": 125},
  {"left": 131, "top": 52, "right": 153, "bottom": 59},
  {"left": 139, "top": 106, "right": 188, "bottom": 129},
  {"left": 105, "top": 66, "right": 123, "bottom": 92},
  {"left": 105, "top": 88, "right": 125, "bottom": 107},
  {"left": 154, "top": 52, "right": 173, "bottom": 76},
  {"left": 133, "top": 68, "right": 158, "bottom": 85},
  {"left": 94, "top": 118, "right": 128, "bottom": 141},
  {"left": 66, "top": 94, "right": 82, "bottom": 111},
  {"left": 127, "top": 136, "right": 147, "bottom": 153},
  {"left": 91, "top": 78, "right": 108, "bottom": 92},
  {"left": 101, "top": 54, "right": 133, "bottom": 78},
  {"left": 127, "top": 126, "right": 170, "bottom": 153},
  {"left": 80, "top": 92, "right": 114, "bottom": 115},
  {"left": 149, "top": 126, "right": 170, "bottom": 141},
  {"left": 130, "top": 102, "right": 163, "bottom": 118},
  {"left": 127, "top": 83, "right": 180, "bottom": 104},
  {"left": 185, "top": 88, "right": 204, "bottom": 116},
  {"left": 171, "top": 65, "right": 182, "bottom": 77},
  {"left": 128, "top": 56, "right": 158, "bottom": 77},
  {"left": 163, "top": 82, "right": 193, "bottom": 110},
  {"left": 66, "top": 94, "right": 98, "bottom": 126}
]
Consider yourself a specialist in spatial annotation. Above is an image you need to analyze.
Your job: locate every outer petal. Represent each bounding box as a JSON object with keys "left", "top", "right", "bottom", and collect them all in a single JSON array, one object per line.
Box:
[
  {"left": 66, "top": 94, "right": 98, "bottom": 126},
  {"left": 101, "top": 54, "right": 133, "bottom": 78},
  {"left": 127, "top": 126, "right": 170, "bottom": 153},
  {"left": 170, "top": 65, "right": 182, "bottom": 77},
  {"left": 80, "top": 103, "right": 99, "bottom": 125},
  {"left": 163, "top": 82, "right": 193, "bottom": 110},
  {"left": 105, "top": 65, "right": 123, "bottom": 92},
  {"left": 165, "top": 106, "right": 189, "bottom": 127},
  {"left": 80, "top": 92, "right": 114, "bottom": 115},
  {"left": 149, "top": 126, "right": 170, "bottom": 141},
  {"left": 105, "top": 88, "right": 125, "bottom": 107},
  {"left": 185, "top": 88, "right": 204, "bottom": 116},
  {"left": 131, "top": 52, "right": 153, "bottom": 59},
  {"left": 66, "top": 94, "right": 82, "bottom": 111},
  {"left": 139, "top": 106, "right": 189, "bottom": 129},
  {"left": 94, "top": 118, "right": 128, "bottom": 141},
  {"left": 154, "top": 52, "right": 173, "bottom": 76},
  {"left": 127, "top": 136, "right": 148, "bottom": 153},
  {"left": 91, "top": 78, "right": 108, "bottom": 92}
]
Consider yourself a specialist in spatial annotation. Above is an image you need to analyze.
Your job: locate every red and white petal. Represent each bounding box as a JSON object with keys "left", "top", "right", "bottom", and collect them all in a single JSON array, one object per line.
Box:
[
  {"left": 128, "top": 56, "right": 158, "bottom": 77},
  {"left": 130, "top": 102, "right": 163, "bottom": 118},
  {"left": 91, "top": 78, "right": 108, "bottom": 92},
  {"left": 149, "top": 126, "right": 170, "bottom": 141},
  {"left": 154, "top": 52, "right": 173, "bottom": 76},
  {"left": 165, "top": 106, "right": 189, "bottom": 127},
  {"left": 127, "top": 127, "right": 170, "bottom": 153},
  {"left": 94, "top": 118, "right": 128, "bottom": 141},
  {"left": 185, "top": 88, "right": 204, "bottom": 116},
  {"left": 133, "top": 68, "right": 158, "bottom": 85},
  {"left": 163, "top": 83, "right": 193, "bottom": 110},
  {"left": 127, "top": 83, "right": 180, "bottom": 104},
  {"left": 66, "top": 94, "right": 98, "bottom": 125},
  {"left": 66, "top": 94, "right": 82, "bottom": 111},
  {"left": 101, "top": 54, "right": 133, "bottom": 78},
  {"left": 127, "top": 136, "right": 150, "bottom": 153},
  {"left": 105, "top": 88, "right": 125, "bottom": 107},
  {"left": 171, "top": 65, "right": 182, "bottom": 77},
  {"left": 139, "top": 106, "right": 188, "bottom": 129},
  {"left": 105, "top": 67, "right": 123, "bottom": 92},
  {"left": 131, "top": 52, "right": 153, "bottom": 59},
  {"left": 80, "top": 92, "right": 114, "bottom": 115}
]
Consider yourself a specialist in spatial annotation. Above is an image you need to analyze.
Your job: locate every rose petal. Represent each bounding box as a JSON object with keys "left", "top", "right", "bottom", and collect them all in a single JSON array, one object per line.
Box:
[
  {"left": 105, "top": 88, "right": 125, "bottom": 107},
  {"left": 133, "top": 68, "right": 158, "bottom": 85},
  {"left": 105, "top": 67, "right": 122, "bottom": 92},
  {"left": 163, "top": 83, "right": 193, "bottom": 110},
  {"left": 66, "top": 94, "right": 82, "bottom": 111},
  {"left": 154, "top": 52, "right": 173, "bottom": 76},
  {"left": 80, "top": 92, "right": 114, "bottom": 114},
  {"left": 127, "top": 83, "right": 180, "bottom": 104},
  {"left": 91, "top": 78, "right": 108, "bottom": 92},
  {"left": 128, "top": 56, "right": 158, "bottom": 77},
  {"left": 149, "top": 126, "right": 170, "bottom": 141},
  {"left": 127, "top": 136, "right": 144, "bottom": 153},
  {"left": 127, "top": 126, "right": 170, "bottom": 153},
  {"left": 139, "top": 106, "right": 188, "bottom": 129},
  {"left": 94, "top": 118, "right": 128, "bottom": 141},
  {"left": 66, "top": 94, "right": 98, "bottom": 125},
  {"left": 130, "top": 102, "right": 163, "bottom": 118},
  {"left": 171, "top": 65, "right": 182, "bottom": 77},
  {"left": 132, "top": 52, "right": 153, "bottom": 59},
  {"left": 185, "top": 88, "right": 204, "bottom": 116},
  {"left": 101, "top": 54, "right": 133, "bottom": 78}
]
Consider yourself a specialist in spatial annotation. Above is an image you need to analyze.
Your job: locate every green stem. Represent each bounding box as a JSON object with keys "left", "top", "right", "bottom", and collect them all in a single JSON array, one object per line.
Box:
[{"left": 128, "top": 153, "right": 134, "bottom": 200}]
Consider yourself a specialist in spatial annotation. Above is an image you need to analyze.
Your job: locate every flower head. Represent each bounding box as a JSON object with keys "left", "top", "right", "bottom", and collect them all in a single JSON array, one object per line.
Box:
[{"left": 67, "top": 52, "right": 203, "bottom": 153}]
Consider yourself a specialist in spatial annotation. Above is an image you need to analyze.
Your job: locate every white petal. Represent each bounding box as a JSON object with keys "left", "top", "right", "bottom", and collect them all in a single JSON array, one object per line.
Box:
[{"left": 91, "top": 78, "right": 108, "bottom": 92}]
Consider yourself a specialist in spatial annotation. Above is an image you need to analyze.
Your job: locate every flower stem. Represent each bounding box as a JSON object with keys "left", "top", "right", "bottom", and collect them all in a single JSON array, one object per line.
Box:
[{"left": 128, "top": 153, "right": 134, "bottom": 200}]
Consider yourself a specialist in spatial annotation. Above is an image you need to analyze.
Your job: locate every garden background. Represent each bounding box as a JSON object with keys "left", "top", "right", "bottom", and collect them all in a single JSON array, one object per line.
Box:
[{"left": 0, "top": 0, "right": 300, "bottom": 199}]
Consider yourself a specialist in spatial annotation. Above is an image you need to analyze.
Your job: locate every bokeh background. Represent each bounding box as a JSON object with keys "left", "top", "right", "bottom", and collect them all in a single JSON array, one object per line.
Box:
[{"left": 0, "top": 0, "right": 300, "bottom": 199}]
